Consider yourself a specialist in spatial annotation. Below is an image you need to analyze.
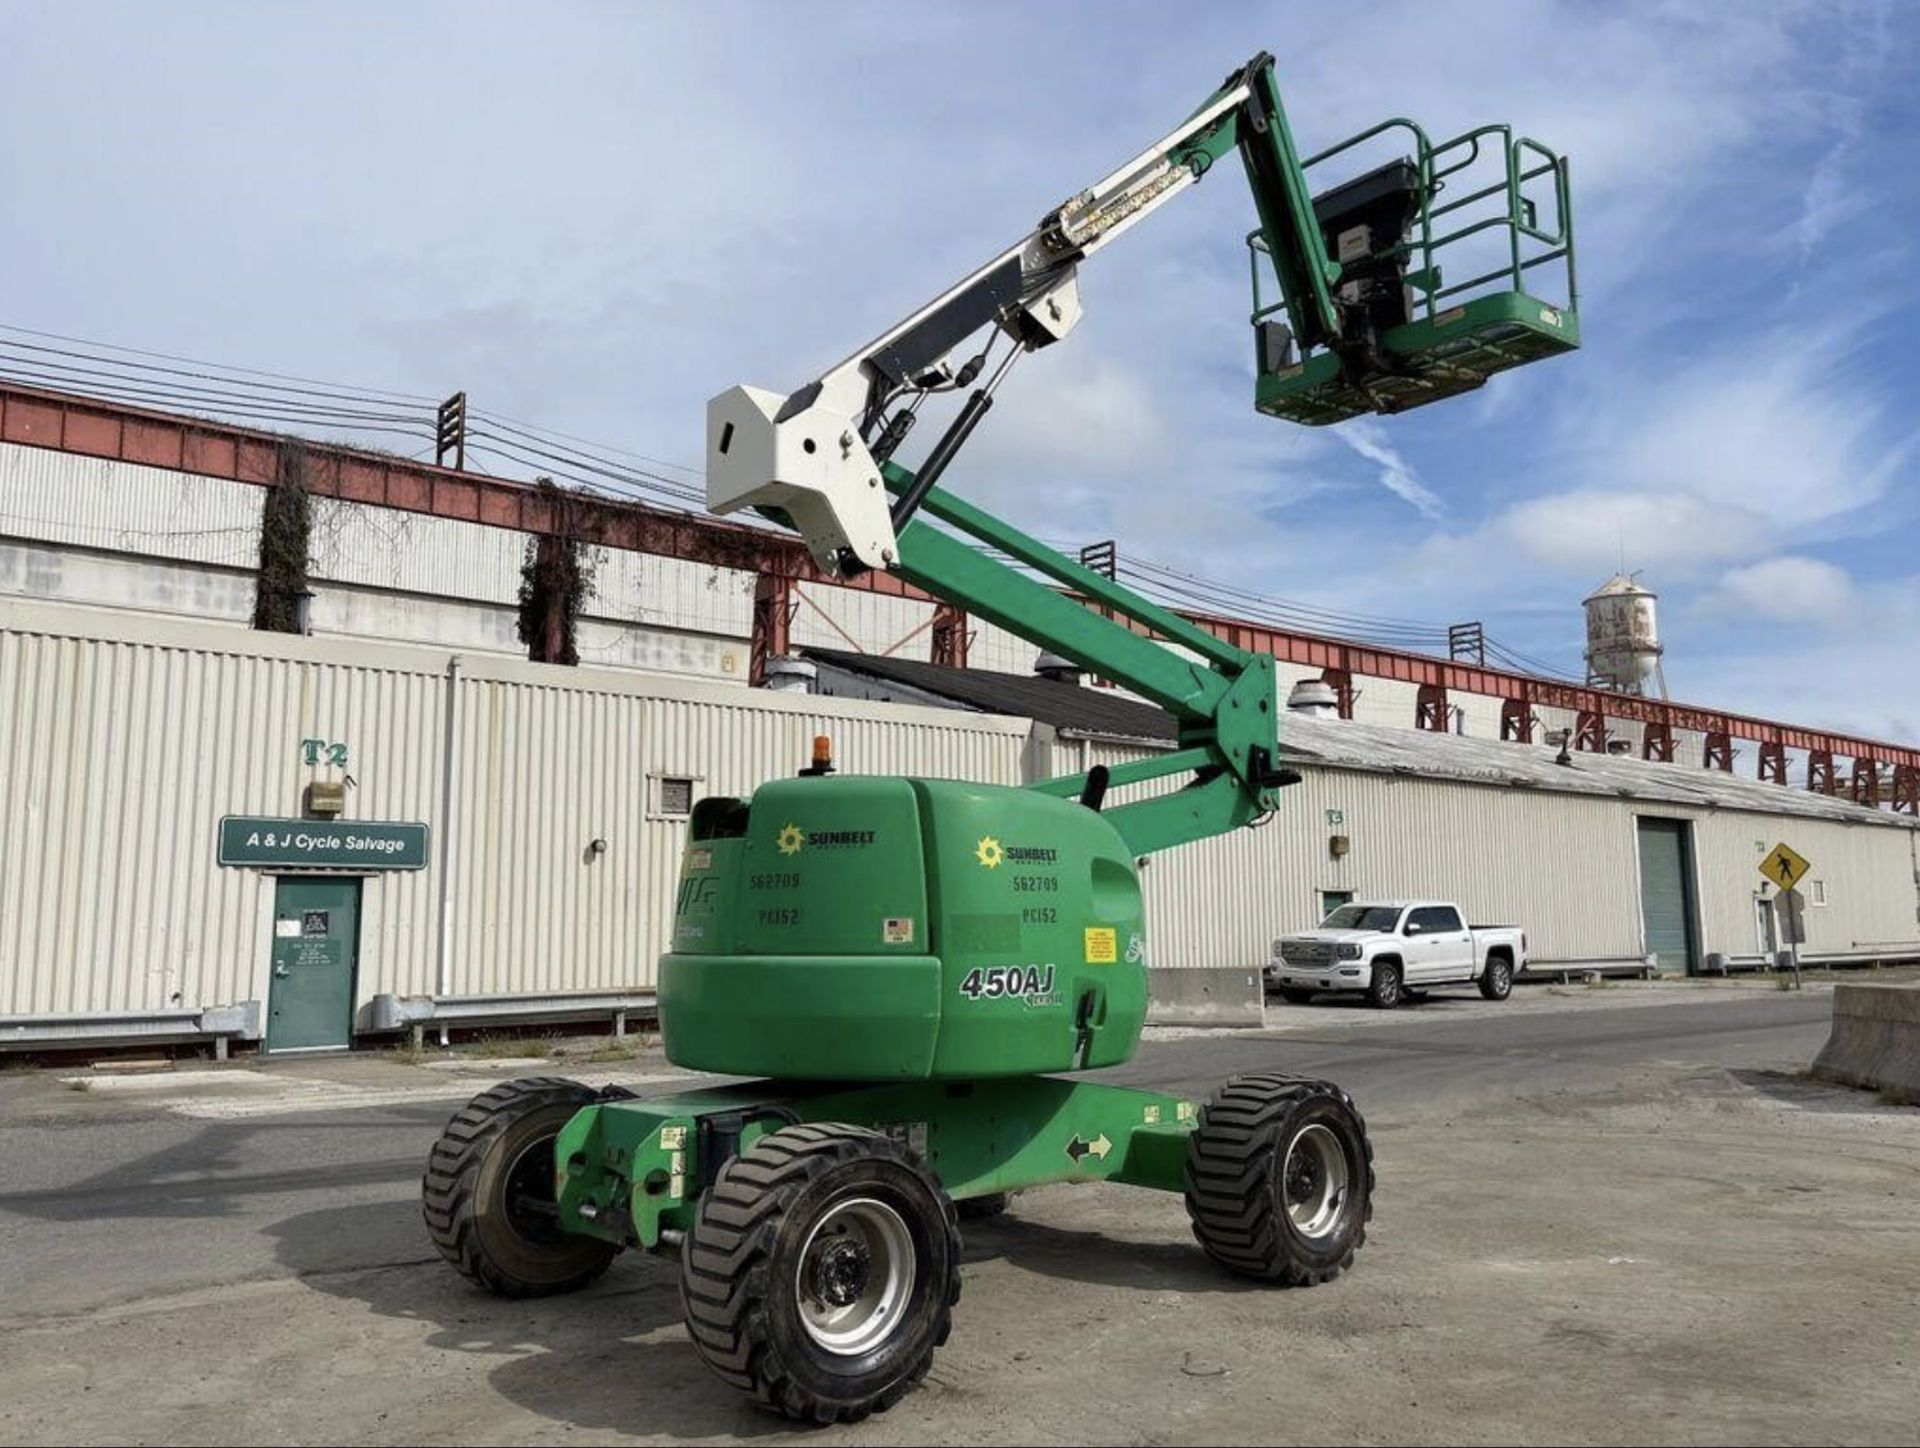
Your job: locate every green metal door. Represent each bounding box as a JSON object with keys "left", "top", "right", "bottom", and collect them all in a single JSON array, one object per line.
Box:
[
  {"left": 1320, "top": 890, "right": 1353, "bottom": 920},
  {"left": 266, "top": 877, "right": 361, "bottom": 1051},
  {"left": 1636, "top": 819, "right": 1697, "bottom": 975}
]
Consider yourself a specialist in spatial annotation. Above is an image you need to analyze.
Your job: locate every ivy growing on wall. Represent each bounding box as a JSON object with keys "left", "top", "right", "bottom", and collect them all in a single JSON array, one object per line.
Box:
[
  {"left": 253, "top": 439, "right": 312, "bottom": 633},
  {"left": 517, "top": 477, "right": 598, "bottom": 665}
]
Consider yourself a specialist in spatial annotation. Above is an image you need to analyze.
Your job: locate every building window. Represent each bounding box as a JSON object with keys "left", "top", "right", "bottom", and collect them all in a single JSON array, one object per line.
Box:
[
  {"left": 650, "top": 774, "right": 699, "bottom": 819},
  {"left": 1809, "top": 879, "right": 1828, "bottom": 907}
]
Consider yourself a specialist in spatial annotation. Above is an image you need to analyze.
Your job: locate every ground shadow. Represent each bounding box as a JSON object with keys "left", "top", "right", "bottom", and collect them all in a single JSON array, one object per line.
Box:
[
  {"left": 1729, "top": 1067, "right": 1917, "bottom": 1116},
  {"left": 270, "top": 1197, "right": 787, "bottom": 1440},
  {"left": 959, "top": 1201, "right": 1261, "bottom": 1295},
  {"left": 269, "top": 1184, "right": 1262, "bottom": 1436},
  {"left": 0, "top": 1111, "right": 436, "bottom": 1223},
  {"left": 1265, "top": 988, "right": 1465, "bottom": 1014}
]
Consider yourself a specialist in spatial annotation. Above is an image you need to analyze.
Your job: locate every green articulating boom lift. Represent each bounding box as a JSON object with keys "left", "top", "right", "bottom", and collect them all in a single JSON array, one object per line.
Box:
[{"left": 422, "top": 51, "right": 1579, "bottom": 1424}]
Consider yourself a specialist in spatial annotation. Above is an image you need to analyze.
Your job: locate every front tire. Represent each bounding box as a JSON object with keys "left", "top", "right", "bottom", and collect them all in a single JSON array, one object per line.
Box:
[
  {"left": 1367, "top": 961, "right": 1404, "bottom": 1009},
  {"left": 680, "top": 1123, "right": 961, "bottom": 1425},
  {"left": 421, "top": 1076, "right": 619, "bottom": 1298},
  {"left": 1184, "top": 1073, "right": 1374, "bottom": 1285},
  {"left": 1479, "top": 955, "right": 1515, "bottom": 1001}
]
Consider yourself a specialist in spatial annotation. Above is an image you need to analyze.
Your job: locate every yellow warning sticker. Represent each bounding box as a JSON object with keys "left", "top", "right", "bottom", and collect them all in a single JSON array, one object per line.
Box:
[{"left": 1084, "top": 926, "right": 1117, "bottom": 964}]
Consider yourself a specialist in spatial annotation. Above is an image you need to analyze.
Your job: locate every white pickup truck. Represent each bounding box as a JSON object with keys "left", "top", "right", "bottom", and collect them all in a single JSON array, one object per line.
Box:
[{"left": 1268, "top": 900, "right": 1527, "bottom": 1009}]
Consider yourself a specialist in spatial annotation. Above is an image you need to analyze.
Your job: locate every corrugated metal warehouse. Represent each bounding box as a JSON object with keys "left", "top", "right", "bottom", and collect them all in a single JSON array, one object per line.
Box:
[
  {"left": 3, "top": 600, "right": 1916, "bottom": 1054},
  {"left": 4, "top": 380, "right": 1920, "bottom": 1053}
]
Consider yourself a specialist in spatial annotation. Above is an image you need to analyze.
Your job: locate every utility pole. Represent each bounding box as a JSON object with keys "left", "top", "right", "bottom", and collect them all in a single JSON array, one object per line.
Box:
[{"left": 436, "top": 391, "right": 468, "bottom": 471}]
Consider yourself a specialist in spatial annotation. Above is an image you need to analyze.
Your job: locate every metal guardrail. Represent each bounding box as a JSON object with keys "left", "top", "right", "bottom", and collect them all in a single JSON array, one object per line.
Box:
[
  {"left": 0, "top": 1002, "right": 262, "bottom": 1058},
  {"left": 1523, "top": 957, "right": 1659, "bottom": 983},
  {"left": 1702, "top": 948, "right": 1920, "bottom": 976},
  {"left": 365, "top": 990, "right": 659, "bottom": 1045}
]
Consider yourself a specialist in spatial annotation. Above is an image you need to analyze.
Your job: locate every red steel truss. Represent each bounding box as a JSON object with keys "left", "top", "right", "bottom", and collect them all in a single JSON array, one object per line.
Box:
[{"left": 3, "top": 381, "right": 1913, "bottom": 810}]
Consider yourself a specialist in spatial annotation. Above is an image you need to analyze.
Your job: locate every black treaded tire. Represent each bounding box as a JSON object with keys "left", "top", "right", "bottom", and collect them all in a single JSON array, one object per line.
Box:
[
  {"left": 1184, "top": 1073, "right": 1375, "bottom": 1285},
  {"left": 1278, "top": 987, "right": 1316, "bottom": 1005},
  {"left": 956, "top": 1191, "right": 1010, "bottom": 1221},
  {"left": 1367, "top": 960, "right": 1404, "bottom": 1009},
  {"left": 421, "top": 1076, "right": 619, "bottom": 1298},
  {"left": 1479, "top": 954, "right": 1515, "bottom": 1001},
  {"left": 680, "top": 1123, "right": 961, "bottom": 1425}
]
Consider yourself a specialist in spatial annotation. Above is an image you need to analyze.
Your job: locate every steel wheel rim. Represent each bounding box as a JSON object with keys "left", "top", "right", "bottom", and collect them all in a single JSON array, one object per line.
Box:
[
  {"left": 1282, "top": 1124, "right": 1350, "bottom": 1240},
  {"left": 502, "top": 1134, "right": 566, "bottom": 1245},
  {"left": 796, "top": 1196, "right": 916, "bottom": 1356},
  {"left": 1492, "top": 962, "right": 1510, "bottom": 992},
  {"left": 1379, "top": 970, "right": 1399, "bottom": 1004}
]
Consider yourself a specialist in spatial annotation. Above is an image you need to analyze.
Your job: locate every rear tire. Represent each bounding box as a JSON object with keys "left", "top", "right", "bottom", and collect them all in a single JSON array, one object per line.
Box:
[
  {"left": 680, "top": 1123, "right": 961, "bottom": 1425},
  {"left": 1278, "top": 987, "right": 1316, "bottom": 1006},
  {"left": 1479, "top": 955, "right": 1515, "bottom": 1001},
  {"left": 1184, "top": 1073, "right": 1374, "bottom": 1285},
  {"left": 1367, "top": 961, "right": 1404, "bottom": 1009},
  {"left": 421, "top": 1076, "right": 619, "bottom": 1298}
]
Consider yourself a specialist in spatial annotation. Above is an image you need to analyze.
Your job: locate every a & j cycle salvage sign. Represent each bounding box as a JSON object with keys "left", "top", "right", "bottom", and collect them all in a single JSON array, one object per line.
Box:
[{"left": 218, "top": 817, "right": 430, "bottom": 870}]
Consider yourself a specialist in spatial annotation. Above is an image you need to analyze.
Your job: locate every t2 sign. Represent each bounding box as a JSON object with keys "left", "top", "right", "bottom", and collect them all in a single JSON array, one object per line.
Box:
[{"left": 302, "top": 739, "right": 349, "bottom": 768}]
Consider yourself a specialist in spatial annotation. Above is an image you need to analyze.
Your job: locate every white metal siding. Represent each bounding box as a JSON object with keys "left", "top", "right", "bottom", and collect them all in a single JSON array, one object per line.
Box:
[
  {"left": 0, "top": 601, "right": 1030, "bottom": 1020},
  {"left": 1069, "top": 736, "right": 1890, "bottom": 971},
  {"left": 0, "top": 440, "right": 261, "bottom": 569},
  {"left": 1689, "top": 808, "right": 1920, "bottom": 957},
  {"left": 0, "top": 617, "right": 442, "bottom": 1016}
]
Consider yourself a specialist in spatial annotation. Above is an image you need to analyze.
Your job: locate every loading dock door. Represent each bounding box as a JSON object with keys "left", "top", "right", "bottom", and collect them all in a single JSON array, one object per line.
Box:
[
  {"left": 1636, "top": 819, "right": 1697, "bottom": 975},
  {"left": 266, "top": 877, "right": 361, "bottom": 1051}
]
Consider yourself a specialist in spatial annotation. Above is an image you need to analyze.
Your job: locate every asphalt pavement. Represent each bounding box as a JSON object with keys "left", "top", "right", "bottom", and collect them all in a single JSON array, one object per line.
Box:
[{"left": 0, "top": 982, "right": 1835, "bottom": 1319}]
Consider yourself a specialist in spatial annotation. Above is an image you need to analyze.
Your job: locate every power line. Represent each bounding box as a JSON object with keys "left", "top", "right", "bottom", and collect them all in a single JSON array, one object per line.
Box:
[
  {"left": 0, "top": 322, "right": 438, "bottom": 403},
  {"left": 465, "top": 405, "right": 703, "bottom": 482},
  {"left": 0, "top": 319, "right": 1588, "bottom": 684},
  {"left": 0, "top": 364, "right": 435, "bottom": 443},
  {"left": 0, "top": 351, "right": 432, "bottom": 429}
]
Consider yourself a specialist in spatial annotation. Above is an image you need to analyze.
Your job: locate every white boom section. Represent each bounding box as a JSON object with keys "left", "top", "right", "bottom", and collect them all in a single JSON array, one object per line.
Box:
[{"left": 706, "top": 82, "right": 1253, "bottom": 576}]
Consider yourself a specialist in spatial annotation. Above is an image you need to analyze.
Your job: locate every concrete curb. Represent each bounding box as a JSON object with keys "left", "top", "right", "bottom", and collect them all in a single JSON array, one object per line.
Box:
[{"left": 1810, "top": 983, "right": 1920, "bottom": 1095}]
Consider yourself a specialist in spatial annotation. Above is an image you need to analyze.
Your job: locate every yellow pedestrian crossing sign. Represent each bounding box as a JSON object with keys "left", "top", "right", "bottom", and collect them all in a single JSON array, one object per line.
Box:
[{"left": 1759, "top": 841, "right": 1810, "bottom": 892}]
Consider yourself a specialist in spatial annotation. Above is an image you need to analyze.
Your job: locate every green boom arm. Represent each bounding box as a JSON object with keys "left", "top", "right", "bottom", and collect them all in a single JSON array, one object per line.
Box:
[
  {"left": 882, "top": 461, "right": 1286, "bottom": 859},
  {"left": 711, "top": 53, "right": 1579, "bottom": 852}
]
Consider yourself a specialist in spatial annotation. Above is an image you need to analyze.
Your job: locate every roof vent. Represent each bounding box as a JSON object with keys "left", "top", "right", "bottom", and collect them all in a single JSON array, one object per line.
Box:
[
  {"left": 1606, "top": 738, "right": 1633, "bottom": 755},
  {"left": 763, "top": 657, "right": 817, "bottom": 694},
  {"left": 1287, "top": 679, "right": 1341, "bottom": 718},
  {"left": 1034, "top": 651, "right": 1083, "bottom": 684}
]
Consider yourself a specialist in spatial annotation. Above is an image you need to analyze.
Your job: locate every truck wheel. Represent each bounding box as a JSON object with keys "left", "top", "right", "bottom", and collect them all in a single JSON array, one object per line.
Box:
[
  {"left": 681, "top": 1123, "right": 961, "bottom": 1425},
  {"left": 1479, "top": 955, "right": 1514, "bottom": 1001},
  {"left": 1367, "top": 961, "right": 1403, "bottom": 1009},
  {"left": 1278, "top": 988, "right": 1316, "bottom": 1005},
  {"left": 421, "top": 1076, "right": 619, "bottom": 1298},
  {"left": 1184, "top": 1073, "right": 1374, "bottom": 1285}
]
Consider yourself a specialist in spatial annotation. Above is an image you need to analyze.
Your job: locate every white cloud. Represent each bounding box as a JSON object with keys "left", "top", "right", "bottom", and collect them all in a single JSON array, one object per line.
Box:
[
  {"left": 1500, "top": 489, "right": 1770, "bottom": 575},
  {"left": 1337, "top": 422, "right": 1446, "bottom": 519},
  {"left": 1714, "top": 556, "right": 1860, "bottom": 626}
]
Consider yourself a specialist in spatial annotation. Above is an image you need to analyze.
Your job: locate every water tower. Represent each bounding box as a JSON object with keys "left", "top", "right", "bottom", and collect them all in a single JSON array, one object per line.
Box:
[{"left": 1583, "top": 573, "right": 1667, "bottom": 697}]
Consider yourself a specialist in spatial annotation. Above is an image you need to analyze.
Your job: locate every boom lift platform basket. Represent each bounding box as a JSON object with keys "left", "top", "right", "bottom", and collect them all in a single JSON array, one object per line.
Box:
[{"left": 1254, "top": 121, "right": 1577, "bottom": 425}]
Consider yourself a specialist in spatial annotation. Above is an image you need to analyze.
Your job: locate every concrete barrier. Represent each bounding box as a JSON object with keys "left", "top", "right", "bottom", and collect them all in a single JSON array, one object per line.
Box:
[
  {"left": 1147, "top": 968, "right": 1265, "bottom": 1028},
  {"left": 1811, "top": 984, "right": 1920, "bottom": 1097}
]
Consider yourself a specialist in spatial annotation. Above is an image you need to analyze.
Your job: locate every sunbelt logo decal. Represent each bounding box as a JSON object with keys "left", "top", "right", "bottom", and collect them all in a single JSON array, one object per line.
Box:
[
  {"left": 775, "top": 823, "right": 875, "bottom": 857},
  {"left": 975, "top": 837, "right": 1057, "bottom": 869}
]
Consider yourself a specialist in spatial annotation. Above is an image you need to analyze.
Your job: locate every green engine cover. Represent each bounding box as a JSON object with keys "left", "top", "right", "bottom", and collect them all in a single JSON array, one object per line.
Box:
[{"left": 660, "top": 776, "right": 1147, "bottom": 1080}]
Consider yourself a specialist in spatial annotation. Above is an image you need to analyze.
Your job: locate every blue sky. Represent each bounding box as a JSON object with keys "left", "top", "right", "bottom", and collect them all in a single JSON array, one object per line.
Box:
[{"left": 3, "top": 2, "right": 1917, "bottom": 742}]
